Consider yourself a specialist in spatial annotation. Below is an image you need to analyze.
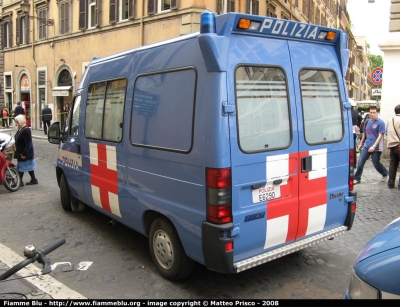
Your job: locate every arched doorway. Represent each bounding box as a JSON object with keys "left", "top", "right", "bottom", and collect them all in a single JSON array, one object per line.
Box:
[
  {"left": 53, "top": 68, "right": 73, "bottom": 126},
  {"left": 19, "top": 73, "right": 32, "bottom": 127}
]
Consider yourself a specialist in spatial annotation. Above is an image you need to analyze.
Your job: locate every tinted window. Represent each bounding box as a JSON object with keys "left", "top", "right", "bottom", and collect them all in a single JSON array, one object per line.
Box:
[
  {"left": 131, "top": 69, "right": 196, "bottom": 152},
  {"left": 236, "top": 66, "right": 291, "bottom": 152},
  {"left": 300, "top": 70, "right": 343, "bottom": 144}
]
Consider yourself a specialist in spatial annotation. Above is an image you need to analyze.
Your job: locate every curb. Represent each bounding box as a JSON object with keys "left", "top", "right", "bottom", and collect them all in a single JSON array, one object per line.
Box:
[{"left": 0, "top": 243, "right": 87, "bottom": 300}]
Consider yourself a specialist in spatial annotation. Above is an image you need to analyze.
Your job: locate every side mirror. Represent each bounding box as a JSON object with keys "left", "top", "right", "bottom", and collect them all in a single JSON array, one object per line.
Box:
[{"left": 48, "top": 122, "right": 62, "bottom": 144}]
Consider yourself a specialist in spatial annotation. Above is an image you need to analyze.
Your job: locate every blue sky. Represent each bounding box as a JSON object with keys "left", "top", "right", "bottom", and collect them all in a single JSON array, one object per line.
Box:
[{"left": 347, "top": 0, "right": 400, "bottom": 56}]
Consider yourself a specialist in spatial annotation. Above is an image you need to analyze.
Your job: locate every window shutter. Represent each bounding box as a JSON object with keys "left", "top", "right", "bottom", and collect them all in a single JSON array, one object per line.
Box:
[
  {"left": 253, "top": 0, "right": 259, "bottom": 15},
  {"left": 110, "top": 0, "right": 117, "bottom": 23},
  {"left": 26, "top": 16, "right": 30, "bottom": 43},
  {"left": 79, "top": 0, "right": 87, "bottom": 30},
  {"left": 148, "top": 0, "right": 156, "bottom": 15},
  {"left": 9, "top": 21, "right": 13, "bottom": 47},
  {"left": 229, "top": 0, "right": 235, "bottom": 12},
  {"left": 310, "top": 1, "right": 314, "bottom": 23},
  {"left": 218, "top": 0, "right": 222, "bottom": 14},
  {"left": 171, "top": 0, "right": 178, "bottom": 10},
  {"left": 16, "top": 17, "right": 20, "bottom": 46},
  {"left": 128, "top": 0, "right": 135, "bottom": 19},
  {"left": 38, "top": 71, "right": 46, "bottom": 86},
  {"left": 2, "top": 24, "right": 6, "bottom": 49},
  {"left": 246, "top": 0, "right": 250, "bottom": 14},
  {"left": 95, "top": 0, "right": 100, "bottom": 27}
]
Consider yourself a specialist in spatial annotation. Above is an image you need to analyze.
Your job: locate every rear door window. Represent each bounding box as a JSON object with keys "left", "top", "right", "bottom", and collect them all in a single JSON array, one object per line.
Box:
[
  {"left": 300, "top": 69, "right": 343, "bottom": 144},
  {"left": 235, "top": 66, "right": 291, "bottom": 152}
]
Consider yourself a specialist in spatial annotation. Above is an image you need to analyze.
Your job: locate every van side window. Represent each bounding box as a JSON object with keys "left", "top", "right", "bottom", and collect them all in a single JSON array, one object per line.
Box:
[
  {"left": 300, "top": 70, "right": 343, "bottom": 144},
  {"left": 66, "top": 96, "right": 81, "bottom": 136},
  {"left": 131, "top": 69, "right": 196, "bottom": 152},
  {"left": 236, "top": 66, "right": 291, "bottom": 152},
  {"left": 85, "top": 79, "right": 127, "bottom": 142}
]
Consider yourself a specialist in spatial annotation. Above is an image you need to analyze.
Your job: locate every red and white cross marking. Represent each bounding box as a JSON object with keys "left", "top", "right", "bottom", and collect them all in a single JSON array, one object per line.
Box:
[
  {"left": 89, "top": 143, "right": 121, "bottom": 217},
  {"left": 264, "top": 149, "right": 327, "bottom": 249}
]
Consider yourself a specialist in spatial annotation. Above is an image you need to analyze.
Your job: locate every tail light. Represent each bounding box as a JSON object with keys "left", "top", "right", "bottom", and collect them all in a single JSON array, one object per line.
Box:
[
  {"left": 349, "top": 149, "right": 355, "bottom": 191},
  {"left": 206, "top": 168, "right": 232, "bottom": 224}
]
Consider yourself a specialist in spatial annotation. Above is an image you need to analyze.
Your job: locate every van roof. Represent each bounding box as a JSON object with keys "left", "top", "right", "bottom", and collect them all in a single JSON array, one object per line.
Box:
[{"left": 88, "top": 13, "right": 344, "bottom": 67}]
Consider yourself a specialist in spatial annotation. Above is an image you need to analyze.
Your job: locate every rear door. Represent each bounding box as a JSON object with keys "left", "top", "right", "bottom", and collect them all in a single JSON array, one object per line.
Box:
[
  {"left": 227, "top": 35, "right": 300, "bottom": 261},
  {"left": 228, "top": 37, "right": 348, "bottom": 262},
  {"left": 288, "top": 40, "right": 348, "bottom": 239}
]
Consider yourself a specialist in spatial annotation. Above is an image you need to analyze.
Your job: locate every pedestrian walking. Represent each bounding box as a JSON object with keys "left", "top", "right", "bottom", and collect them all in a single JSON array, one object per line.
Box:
[
  {"left": 354, "top": 106, "right": 388, "bottom": 184},
  {"left": 12, "top": 102, "right": 25, "bottom": 128},
  {"left": 1, "top": 106, "right": 9, "bottom": 128},
  {"left": 386, "top": 104, "right": 400, "bottom": 189},
  {"left": 13, "top": 102, "right": 25, "bottom": 116},
  {"left": 0, "top": 132, "right": 15, "bottom": 162},
  {"left": 41, "top": 105, "right": 52, "bottom": 135},
  {"left": 14, "top": 115, "right": 38, "bottom": 186}
]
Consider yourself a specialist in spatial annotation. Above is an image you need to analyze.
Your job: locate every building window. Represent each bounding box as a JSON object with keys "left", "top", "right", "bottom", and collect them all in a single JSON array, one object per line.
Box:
[
  {"left": 120, "top": 0, "right": 129, "bottom": 20},
  {"left": 60, "top": 1, "right": 70, "bottom": 34},
  {"left": 2, "top": 20, "right": 12, "bottom": 48},
  {"left": 148, "top": 0, "right": 177, "bottom": 15},
  {"left": 79, "top": 0, "right": 99, "bottom": 30},
  {"left": 37, "top": 6, "right": 49, "bottom": 40},
  {"left": 88, "top": 0, "right": 97, "bottom": 28},
  {"left": 247, "top": 0, "right": 259, "bottom": 15},
  {"left": 110, "top": 0, "right": 134, "bottom": 23},
  {"left": 16, "top": 15, "right": 30, "bottom": 45},
  {"left": 266, "top": 1, "right": 277, "bottom": 17},
  {"left": 5, "top": 75, "right": 12, "bottom": 90}
]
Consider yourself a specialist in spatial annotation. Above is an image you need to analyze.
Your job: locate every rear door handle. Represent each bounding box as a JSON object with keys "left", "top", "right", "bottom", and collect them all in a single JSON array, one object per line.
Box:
[{"left": 302, "top": 156, "right": 312, "bottom": 173}]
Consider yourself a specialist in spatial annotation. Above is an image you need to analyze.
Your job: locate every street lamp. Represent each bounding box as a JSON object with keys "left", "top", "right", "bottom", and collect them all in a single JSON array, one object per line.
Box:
[{"left": 20, "top": 0, "right": 54, "bottom": 26}]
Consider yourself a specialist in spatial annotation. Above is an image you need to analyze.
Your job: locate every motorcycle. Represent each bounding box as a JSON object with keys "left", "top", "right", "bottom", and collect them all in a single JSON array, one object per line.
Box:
[{"left": 0, "top": 142, "right": 21, "bottom": 192}]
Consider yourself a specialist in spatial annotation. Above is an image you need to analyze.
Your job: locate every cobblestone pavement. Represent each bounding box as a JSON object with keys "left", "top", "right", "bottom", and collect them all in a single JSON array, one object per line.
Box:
[{"left": 0, "top": 128, "right": 399, "bottom": 299}]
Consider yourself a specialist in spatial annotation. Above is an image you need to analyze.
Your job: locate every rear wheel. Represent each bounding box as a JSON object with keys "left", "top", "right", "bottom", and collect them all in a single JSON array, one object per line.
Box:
[
  {"left": 149, "top": 217, "right": 194, "bottom": 280},
  {"left": 3, "top": 166, "right": 20, "bottom": 192}
]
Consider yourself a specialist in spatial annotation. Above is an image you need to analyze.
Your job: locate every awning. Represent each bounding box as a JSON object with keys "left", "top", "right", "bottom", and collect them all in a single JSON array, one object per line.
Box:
[{"left": 52, "top": 86, "right": 72, "bottom": 97}]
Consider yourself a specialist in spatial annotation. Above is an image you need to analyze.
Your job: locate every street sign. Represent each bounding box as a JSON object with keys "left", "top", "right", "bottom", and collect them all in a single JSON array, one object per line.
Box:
[
  {"left": 371, "top": 67, "right": 383, "bottom": 85},
  {"left": 371, "top": 88, "right": 382, "bottom": 96}
]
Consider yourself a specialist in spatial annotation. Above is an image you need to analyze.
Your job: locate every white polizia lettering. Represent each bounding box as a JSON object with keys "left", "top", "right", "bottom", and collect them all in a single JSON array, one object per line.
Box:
[{"left": 259, "top": 18, "right": 319, "bottom": 40}]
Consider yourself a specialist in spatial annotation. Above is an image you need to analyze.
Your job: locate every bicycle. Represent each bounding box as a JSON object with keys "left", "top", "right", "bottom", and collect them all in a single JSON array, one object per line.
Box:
[{"left": 0, "top": 238, "right": 70, "bottom": 299}]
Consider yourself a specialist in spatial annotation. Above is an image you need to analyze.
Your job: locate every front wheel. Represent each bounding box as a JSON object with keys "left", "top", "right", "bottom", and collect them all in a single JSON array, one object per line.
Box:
[
  {"left": 3, "top": 166, "right": 20, "bottom": 192},
  {"left": 149, "top": 217, "right": 194, "bottom": 280},
  {"left": 60, "top": 173, "right": 86, "bottom": 212}
]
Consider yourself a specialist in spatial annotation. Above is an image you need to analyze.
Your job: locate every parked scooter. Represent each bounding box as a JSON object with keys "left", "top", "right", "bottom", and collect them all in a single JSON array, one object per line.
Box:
[{"left": 0, "top": 142, "right": 21, "bottom": 192}]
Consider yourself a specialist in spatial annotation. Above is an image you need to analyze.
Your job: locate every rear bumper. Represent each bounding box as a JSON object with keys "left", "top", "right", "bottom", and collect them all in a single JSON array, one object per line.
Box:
[
  {"left": 234, "top": 225, "right": 348, "bottom": 273},
  {"left": 202, "top": 221, "right": 234, "bottom": 274}
]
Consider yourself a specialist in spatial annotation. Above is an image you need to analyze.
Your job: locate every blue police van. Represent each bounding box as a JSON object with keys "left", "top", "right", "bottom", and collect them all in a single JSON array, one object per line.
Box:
[{"left": 48, "top": 12, "right": 356, "bottom": 280}]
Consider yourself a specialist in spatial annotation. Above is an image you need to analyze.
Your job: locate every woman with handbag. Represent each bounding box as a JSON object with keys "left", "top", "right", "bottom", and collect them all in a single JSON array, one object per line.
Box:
[
  {"left": 386, "top": 104, "right": 400, "bottom": 189},
  {"left": 14, "top": 115, "right": 38, "bottom": 186}
]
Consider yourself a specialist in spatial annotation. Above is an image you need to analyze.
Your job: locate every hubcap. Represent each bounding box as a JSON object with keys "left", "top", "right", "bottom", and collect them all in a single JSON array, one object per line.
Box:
[{"left": 153, "top": 230, "right": 174, "bottom": 270}]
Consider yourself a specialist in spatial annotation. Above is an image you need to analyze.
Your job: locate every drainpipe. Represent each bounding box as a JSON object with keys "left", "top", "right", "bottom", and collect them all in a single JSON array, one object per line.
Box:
[
  {"left": 140, "top": 0, "right": 144, "bottom": 46},
  {"left": 30, "top": 1, "right": 38, "bottom": 130}
]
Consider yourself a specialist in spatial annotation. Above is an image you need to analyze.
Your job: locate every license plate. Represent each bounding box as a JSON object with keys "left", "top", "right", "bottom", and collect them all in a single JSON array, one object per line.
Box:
[{"left": 252, "top": 185, "right": 281, "bottom": 203}]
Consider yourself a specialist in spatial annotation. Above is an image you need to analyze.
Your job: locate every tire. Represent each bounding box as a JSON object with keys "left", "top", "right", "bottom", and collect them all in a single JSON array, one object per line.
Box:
[
  {"left": 60, "top": 173, "right": 72, "bottom": 211},
  {"left": 149, "top": 217, "right": 194, "bottom": 280},
  {"left": 60, "top": 173, "right": 86, "bottom": 212},
  {"left": 3, "top": 166, "right": 20, "bottom": 192}
]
